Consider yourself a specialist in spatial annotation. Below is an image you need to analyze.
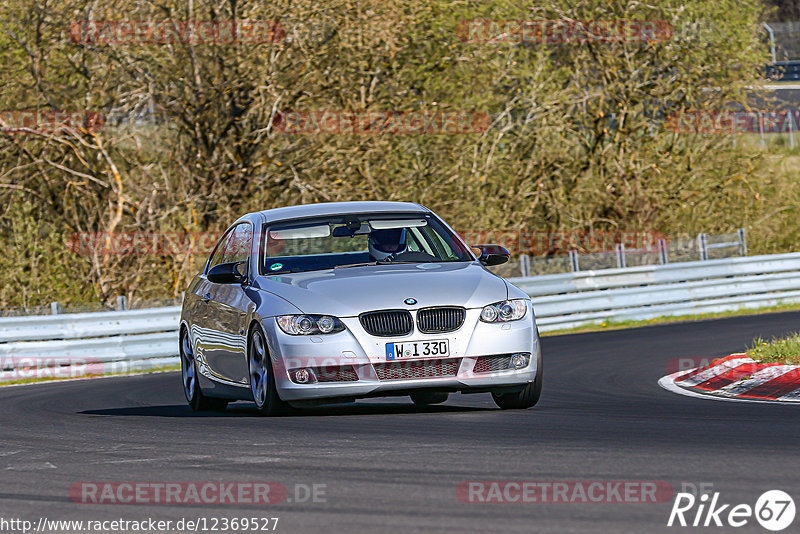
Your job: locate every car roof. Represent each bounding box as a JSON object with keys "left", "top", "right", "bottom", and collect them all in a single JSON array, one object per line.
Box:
[{"left": 254, "top": 201, "right": 430, "bottom": 223}]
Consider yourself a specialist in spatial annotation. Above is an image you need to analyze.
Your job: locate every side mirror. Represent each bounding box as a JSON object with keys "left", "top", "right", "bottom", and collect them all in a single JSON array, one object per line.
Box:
[
  {"left": 207, "top": 261, "right": 245, "bottom": 284},
  {"left": 474, "top": 244, "right": 510, "bottom": 267}
]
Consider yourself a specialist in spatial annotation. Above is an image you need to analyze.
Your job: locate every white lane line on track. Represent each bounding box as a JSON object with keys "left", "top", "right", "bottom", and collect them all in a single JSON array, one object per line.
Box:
[
  {"left": 100, "top": 454, "right": 212, "bottom": 465},
  {"left": 715, "top": 365, "right": 798, "bottom": 397},
  {"left": 659, "top": 370, "right": 800, "bottom": 405},
  {"left": 102, "top": 458, "right": 179, "bottom": 464},
  {"left": 226, "top": 457, "right": 282, "bottom": 464},
  {"left": 6, "top": 462, "right": 57, "bottom": 471},
  {"left": 674, "top": 357, "right": 751, "bottom": 387}
]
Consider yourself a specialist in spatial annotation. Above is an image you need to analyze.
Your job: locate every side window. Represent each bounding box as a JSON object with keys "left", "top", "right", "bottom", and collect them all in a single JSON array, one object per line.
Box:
[
  {"left": 223, "top": 224, "right": 253, "bottom": 267},
  {"left": 206, "top": 223, "right": 253, "bottom": 273},
  {"left": 207, "top": 231, "right": 234, "bottom": 272}
]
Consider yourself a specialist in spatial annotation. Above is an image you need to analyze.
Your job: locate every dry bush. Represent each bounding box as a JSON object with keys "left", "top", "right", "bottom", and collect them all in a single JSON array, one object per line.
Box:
[{"left": 0, "top": 0, "right": 787, "bottom": 308}]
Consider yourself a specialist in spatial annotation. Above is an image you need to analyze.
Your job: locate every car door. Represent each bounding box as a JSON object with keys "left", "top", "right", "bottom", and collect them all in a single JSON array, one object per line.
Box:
[
  {"left": 203, "top": 222, "right": 254, "bottom": 384},
  {"left": 191, "top": 227, "right": 235, "bottom": 383}
]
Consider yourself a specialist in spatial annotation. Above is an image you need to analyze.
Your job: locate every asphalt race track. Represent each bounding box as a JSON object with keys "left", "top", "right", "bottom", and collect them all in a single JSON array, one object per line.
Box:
[{"left": 2, "top": 312, "right": 800, "bottom": 533}]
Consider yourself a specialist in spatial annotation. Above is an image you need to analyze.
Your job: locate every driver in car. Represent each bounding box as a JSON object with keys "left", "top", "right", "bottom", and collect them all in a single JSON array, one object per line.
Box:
[
  {"left": 368, "top": 228, "right": 407, "bottom": 261},
  {"left": 368, "top": 227, "right": 441, "bottom": 263}
]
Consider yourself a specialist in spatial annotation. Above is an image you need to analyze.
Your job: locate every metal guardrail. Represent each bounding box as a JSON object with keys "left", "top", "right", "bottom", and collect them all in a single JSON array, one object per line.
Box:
[
  {"left": 509, "top": 252, "right": 800, "bottom": 331},
  {"left": 3, "top": 252, "right": 800, "bottom": 379},
  {"left": 765, "top": 61, "right": 800, "bottom": 82},
  {"left": 0, "top": 306, "right": 181, "bottom": 343},
  {"left": 0, "top": 307, "right": 180, "bottom": 381}
]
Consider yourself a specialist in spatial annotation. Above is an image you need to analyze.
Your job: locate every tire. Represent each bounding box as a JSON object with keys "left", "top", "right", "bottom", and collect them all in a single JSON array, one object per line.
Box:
[
  {"left": 492, "top": 353, "right": 543, "bottom": 410},
  {"left": 180, "top": 329, "right": 228, "bottom": 412},
  {"left": 410, "top": 391, "right": 449, "bottom": 406},
  {"left": 248, "top": 325, "right": 289, "bottom": 416}
]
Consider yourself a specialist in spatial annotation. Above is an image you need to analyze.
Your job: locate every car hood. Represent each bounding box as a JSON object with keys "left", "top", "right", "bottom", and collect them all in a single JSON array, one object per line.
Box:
[{"left": 253, "top": 262, "right": 508, "bottom": 317}]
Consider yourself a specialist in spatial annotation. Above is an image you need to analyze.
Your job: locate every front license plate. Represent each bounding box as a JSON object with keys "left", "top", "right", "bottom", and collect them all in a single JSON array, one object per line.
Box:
[{"left": 386, "top": 340, "right": 449, "bottom": 360}]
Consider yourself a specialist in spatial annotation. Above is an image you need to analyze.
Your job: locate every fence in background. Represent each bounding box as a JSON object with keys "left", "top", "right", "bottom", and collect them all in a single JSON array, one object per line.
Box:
[
  {"left": 764, "top": 22, "right": 800, "bottom": 63},
  {"left": 764, "top": 22, "right": 800, "bottom": 81},
  {"left": 3, "top": 251, "right": 800, "bottom": 379},
  {"left": 489, "top": 229, "right": 746, "bottom": 278}
]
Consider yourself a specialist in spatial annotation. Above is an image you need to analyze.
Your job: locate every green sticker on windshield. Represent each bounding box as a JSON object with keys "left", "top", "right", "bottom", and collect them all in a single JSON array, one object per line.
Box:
[{"left": 270, "top": 263, "right": 283, "bottom": 271}]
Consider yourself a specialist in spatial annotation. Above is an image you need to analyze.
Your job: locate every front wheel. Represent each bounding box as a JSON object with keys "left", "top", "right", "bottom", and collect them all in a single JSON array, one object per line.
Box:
[
  {"left": 492, "top": 354, "right": 542, "bottom": 410},
  {"left": 248, "top": 325, "right": 289, "bottom": 416},
  {"left": 180, "top": 330, "right": 228, "bottom": 412}
]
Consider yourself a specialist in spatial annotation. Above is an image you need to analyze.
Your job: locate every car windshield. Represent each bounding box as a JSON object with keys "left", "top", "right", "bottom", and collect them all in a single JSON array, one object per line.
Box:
[{"left": 261, "top": 212, "right": 473, "bottom": 274}]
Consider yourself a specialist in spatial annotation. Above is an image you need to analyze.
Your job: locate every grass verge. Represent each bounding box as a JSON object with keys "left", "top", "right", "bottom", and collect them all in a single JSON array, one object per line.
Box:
[
  {"left": 0, "top": 364, "right": 181, "bottom": 387},
  {"left": 747, "top": 333, "right": 800, "bottom": 365}
]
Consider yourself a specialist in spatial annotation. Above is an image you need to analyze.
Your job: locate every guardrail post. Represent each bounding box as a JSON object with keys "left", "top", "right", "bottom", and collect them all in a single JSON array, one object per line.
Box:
[
  {"left": 658, "top": 238, "right": 668, "bottom": 264},
  {"left": 116, "top": 295, "right": 127, "bottom": 311},
  {"left": 763, "top": 22, "right": 777, "bottom": 64},
  {"left": 738, "top": 228, "right": 747, "bottom": 256},
  {"left": 697, "top": 233, "right": 708, "bottom": 261},
  {"left": 519, "top": 254, "right": 531, "bottom": 277},
  {"left": 50, "top": 302, "right": 61, "bottom": 315},
  {"left": 615, "top": 243, "right": 626, "bottom": 269},
  {"left": 568, "top": 250, "right": 580, "bottom": 272}
]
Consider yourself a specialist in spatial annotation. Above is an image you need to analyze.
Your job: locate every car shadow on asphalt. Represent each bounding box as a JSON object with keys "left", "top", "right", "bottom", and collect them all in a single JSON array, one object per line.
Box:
[{"left": 79, "top": 401, "right": 492, "bottom": 418}]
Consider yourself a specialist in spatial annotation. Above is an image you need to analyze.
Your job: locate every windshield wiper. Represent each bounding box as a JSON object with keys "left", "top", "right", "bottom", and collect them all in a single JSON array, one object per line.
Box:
[
  {"left": 334, "top": 262, "right": 379, "bottom": 269},
  {"left": 334, "top": 260, "right": 425, "bottom": 269}
]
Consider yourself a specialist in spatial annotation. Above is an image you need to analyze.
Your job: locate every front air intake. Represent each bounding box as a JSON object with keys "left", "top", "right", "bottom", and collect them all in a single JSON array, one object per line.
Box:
[
  {"left": 472, "top": 355, "right": 514, "bottom": 373},
  {"left": 373, "top": 358, "right": 461, "bottom": 380}
]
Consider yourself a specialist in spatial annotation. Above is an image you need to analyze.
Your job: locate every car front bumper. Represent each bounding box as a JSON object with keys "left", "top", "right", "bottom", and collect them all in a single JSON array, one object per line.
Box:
[{"left": 262, "top": 306, "right": 540, "bottom": 402}]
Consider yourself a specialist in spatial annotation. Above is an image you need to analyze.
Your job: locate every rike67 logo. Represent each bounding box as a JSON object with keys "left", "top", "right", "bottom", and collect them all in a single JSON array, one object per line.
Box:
[{"left": 668, "top": 489, "right": 795, "bottom": 531}]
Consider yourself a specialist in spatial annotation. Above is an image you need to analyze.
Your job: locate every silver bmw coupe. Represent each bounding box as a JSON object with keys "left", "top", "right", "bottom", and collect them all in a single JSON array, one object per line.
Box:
[{"left": 179, "top": 201, "right": 542, "bottom": 415}]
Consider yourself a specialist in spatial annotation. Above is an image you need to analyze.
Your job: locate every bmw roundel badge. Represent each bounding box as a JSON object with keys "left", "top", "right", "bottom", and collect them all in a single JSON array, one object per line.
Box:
[{"left": 404, "top": 298, "right": 417, "bottom": 305}]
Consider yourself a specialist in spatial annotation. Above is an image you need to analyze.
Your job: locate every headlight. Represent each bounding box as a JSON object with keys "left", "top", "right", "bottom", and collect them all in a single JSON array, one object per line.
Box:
[
  {"left": 276, "top": 315, "right": 346, "bottom": 335},
  {"left": 480, "top": 299, "right": 527, "bottom": 323}
]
